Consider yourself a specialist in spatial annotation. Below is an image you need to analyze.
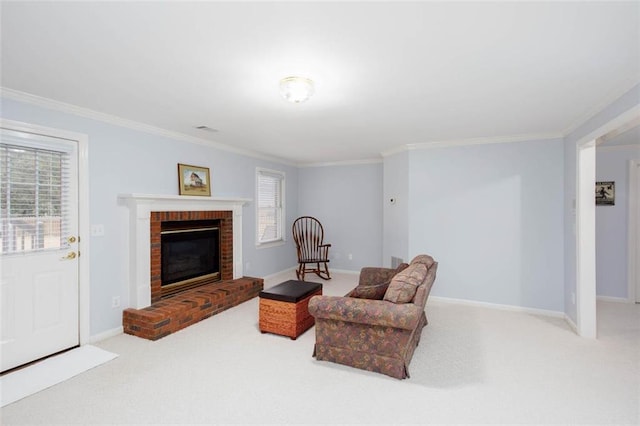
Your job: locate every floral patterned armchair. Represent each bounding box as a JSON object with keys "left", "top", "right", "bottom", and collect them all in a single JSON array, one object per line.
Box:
[{"left": 307, "top": 255, "right": 437, "bottom": 379}]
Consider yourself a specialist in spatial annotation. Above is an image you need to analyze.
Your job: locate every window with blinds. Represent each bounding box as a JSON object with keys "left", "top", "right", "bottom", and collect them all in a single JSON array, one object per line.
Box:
[
  {"left": 256, "top": 168, "right": 285, "bottom": 245},
  {"left": 0, "top": 143, "right": 70, "bottom": 254}
]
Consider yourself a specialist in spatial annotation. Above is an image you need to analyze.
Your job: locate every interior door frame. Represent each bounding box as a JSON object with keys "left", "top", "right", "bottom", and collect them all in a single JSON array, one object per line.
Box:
[
  {"left": 629, "top": 159, "right": 640, "bottom": 303},
  {"left": 575, "top": 105, "right": 640, "bottom": 337},
  {"left": 0, "top": 118, "right": 90, "bottom": 345},
  {"left": 576, "top": 139, "right": 597, "bottom": 338}
]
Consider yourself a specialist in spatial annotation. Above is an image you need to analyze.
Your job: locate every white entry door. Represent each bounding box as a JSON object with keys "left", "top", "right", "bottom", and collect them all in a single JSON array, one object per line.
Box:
[
  {"left": 635, "top": 160, "right": 640, "bottom": 303},
  {"left": 1, "top": 128, "right": 80, "bottom": 372}
]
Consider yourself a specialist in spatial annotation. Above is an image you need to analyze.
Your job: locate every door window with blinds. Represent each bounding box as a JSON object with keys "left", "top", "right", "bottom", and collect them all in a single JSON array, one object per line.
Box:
[
  {"left": 0, "top": 141, "right": 72, "bottom": 254},
  {"left": 256, "top": 168, "right": 285, "bottom": 246}
]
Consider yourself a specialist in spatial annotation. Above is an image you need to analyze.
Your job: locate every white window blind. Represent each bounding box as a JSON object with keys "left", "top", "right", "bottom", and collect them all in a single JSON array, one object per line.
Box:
[
  {"left": 0, "top": 142, "right": 71, "bottom": 254},
  {"left": 257, "top": 169, "right": 284, "bottom": 244}
]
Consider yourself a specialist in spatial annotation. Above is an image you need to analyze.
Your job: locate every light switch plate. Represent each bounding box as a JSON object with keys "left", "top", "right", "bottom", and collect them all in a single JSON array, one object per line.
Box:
[{"left": 91, "top": 224, "right": 105, "bottom": 237}]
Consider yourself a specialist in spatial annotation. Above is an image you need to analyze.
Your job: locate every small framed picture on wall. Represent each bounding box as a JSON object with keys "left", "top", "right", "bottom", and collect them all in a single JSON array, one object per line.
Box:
[
  {"left": 595, "top": 181, "right": 615, "bottom": 206},
  {"left": 178, "top": 163, "right": 211, "bottom": 196}
]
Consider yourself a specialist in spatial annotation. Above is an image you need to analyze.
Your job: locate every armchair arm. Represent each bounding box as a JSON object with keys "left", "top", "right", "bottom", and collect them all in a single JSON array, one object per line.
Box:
[{"left": 308, "top": 295, "right": 422, "bottom": 331}]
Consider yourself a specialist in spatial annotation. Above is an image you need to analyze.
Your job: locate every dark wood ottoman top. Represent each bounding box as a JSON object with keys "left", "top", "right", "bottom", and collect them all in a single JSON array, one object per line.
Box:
[{"left": 259, "top": 280, "right": 322, "bottom": 303}]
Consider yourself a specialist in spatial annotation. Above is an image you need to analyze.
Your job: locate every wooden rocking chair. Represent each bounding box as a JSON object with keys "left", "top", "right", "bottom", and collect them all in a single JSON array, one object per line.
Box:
[{"left": 292, "top": 216, "right": 331, "bottom": 281}]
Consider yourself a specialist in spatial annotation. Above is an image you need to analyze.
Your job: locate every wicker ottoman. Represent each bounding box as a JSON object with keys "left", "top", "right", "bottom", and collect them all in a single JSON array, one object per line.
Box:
[{"left": 259, "top": 280, "right": 323, "bottom": 340}]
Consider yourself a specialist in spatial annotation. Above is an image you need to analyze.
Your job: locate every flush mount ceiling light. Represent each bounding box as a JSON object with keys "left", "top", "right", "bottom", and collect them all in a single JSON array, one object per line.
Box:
[{"left": 279, "top": 76, "right": 314, "bottom": 103}]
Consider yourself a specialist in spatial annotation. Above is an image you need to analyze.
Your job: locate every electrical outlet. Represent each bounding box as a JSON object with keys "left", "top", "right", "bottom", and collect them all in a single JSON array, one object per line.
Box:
[
  {"left": 348, "top": 253, "right": 353, "bottom": 260},
  {"left": 112, "top": 296, "right": 120, "bottom": 308}
]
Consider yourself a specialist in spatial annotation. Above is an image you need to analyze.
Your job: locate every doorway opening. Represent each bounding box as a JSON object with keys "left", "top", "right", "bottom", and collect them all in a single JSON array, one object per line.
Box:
[{"left": 575, "top": 108, "right": 640, "bottom": 338}]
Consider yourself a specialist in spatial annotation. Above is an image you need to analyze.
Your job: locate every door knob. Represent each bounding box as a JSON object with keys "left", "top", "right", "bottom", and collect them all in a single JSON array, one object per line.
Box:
[
  {"left": 61, "top": 251, "right": 77, "bottom": 260},
  {"left": 67, "top": 236, "right": 77, "bottom": 244}
]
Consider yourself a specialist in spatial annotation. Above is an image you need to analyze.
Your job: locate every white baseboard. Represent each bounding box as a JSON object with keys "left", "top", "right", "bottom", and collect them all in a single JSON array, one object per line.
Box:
[
  {"left": 596, "top": 295, "right": 631, "bottom": 303},
  {"left": 89, "top": 326, "right": 123, "bottom": 343},
  {"left": 330, "top": 268, "right": 360, "bottom": 275},
  {"left": 564, "top": 314, "right": 578, "bottom": 333},
  {"left": 261, "top": 266, "right": 297, "bottom": 281},
  {"left": 262, "top": 266, "right": 360, "bottom": 281},
  {"left": 429, "top": 296, "right": 565, "bottom": 318}
]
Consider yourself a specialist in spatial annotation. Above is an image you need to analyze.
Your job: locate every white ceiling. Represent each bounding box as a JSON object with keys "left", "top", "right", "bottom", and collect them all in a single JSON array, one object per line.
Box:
[{"left": 1, "top": 1, "right": 639, "bottom": 165}]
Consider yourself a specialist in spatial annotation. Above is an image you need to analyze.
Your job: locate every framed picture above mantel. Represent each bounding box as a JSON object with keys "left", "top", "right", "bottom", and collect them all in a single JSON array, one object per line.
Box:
[
  {"left": 595, "top": 181, "right": 615, "bottom": 206},
  {"left": 178, "top": 163, "right": 211, "bottom": 196}
]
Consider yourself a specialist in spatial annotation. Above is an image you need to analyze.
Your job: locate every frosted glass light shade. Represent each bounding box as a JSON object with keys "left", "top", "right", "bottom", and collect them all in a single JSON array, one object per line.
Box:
[{"left": 279, "top": 76, "right": 314, "bottom": 103}]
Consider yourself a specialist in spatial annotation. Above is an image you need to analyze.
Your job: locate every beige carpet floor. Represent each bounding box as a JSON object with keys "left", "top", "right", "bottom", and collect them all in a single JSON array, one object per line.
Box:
[{"left": 1, "top": 270, "right": 638, "bottom": 424}]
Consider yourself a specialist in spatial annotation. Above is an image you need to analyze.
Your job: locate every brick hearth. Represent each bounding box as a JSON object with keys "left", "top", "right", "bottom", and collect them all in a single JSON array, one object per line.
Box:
[{"left": 123, "top": 277, "right": 263, "bottom": 340}]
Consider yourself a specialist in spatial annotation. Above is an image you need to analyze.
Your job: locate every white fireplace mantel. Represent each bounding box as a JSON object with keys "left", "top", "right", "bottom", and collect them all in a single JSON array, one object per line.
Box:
[{"left": 118, "top": 193, "right": 251, "bottom": 309}]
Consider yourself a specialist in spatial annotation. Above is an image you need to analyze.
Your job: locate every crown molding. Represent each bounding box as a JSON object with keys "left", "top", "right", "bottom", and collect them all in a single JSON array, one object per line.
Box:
[
  {"left": 408, "top": 133, "right": 562, "bottom": 150},
  {"left": 381, "top": 133, "right": 562, "bottom": 157},
  {"left": 380, "top": 145, "right": 409, "bottom": 158},
  {"left": 297, "top": 158, "right": 382, "bottom": 168},
  {"left": 0, "top": 87, "right": 296, "bottom": 167}
]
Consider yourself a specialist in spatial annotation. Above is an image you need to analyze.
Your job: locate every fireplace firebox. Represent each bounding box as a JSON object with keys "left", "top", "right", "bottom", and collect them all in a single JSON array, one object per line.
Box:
[{"left": 160, "top": 219, "right": 220, "bottom": 297}]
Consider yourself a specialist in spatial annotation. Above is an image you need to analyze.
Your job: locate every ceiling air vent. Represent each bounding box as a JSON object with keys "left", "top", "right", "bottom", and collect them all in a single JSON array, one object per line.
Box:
[{"left": 194, "top": 125, "right": 218, "bottom": 133}]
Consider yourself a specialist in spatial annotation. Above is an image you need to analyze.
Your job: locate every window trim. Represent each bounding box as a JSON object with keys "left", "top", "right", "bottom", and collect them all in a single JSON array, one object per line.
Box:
[{"left": 255, "top": 167, "right": 286, "bottom": 247}]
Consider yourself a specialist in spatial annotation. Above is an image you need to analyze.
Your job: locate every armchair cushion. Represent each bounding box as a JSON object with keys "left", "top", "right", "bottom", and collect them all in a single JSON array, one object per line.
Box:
[
  {"left": 350, "top": 282, "right": 389, "bottom": 300},
  {"left": 350, "top": 263, "right": 409, "bottom": 299},
  {"left": 357, "top": 263, "right": 409, "bottom": 287},
  {"left": 410, "top": 254, "right": 435, "bottom": 268},
  {"left": 394, "top": 262, "right": 411, "bottom": 274},
  {"left": 384, "top": 262, "right": 427, "bottom": 303}
]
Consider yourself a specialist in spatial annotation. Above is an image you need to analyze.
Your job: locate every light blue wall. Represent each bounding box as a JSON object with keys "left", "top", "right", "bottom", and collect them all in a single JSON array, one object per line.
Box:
[
  {"left": 407, "top": 139, "right": 565, "bottom": 311},
  {"left": 1, "top": 97, "right": 298, "bottom": 336},
  {"left": 563, "top": 83, "right": 640, "bottom": 322},
  {"left": 297, "top": 162, "right": 383, "bottom": 271},
  {"left": 596, "top": 145, "right": 640, "bottom": 299},
  {"left": 382, "top": 151, "right": 409, "bottom": 267}
]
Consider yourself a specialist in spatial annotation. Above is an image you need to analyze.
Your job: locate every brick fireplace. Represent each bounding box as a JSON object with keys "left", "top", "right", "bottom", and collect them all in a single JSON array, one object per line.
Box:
[
  {"left": 119, "top": 194, "right": 251, "bottom": 309},
  {"left": 119, "top": 194, "right": 263, "bottom": 340}
]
